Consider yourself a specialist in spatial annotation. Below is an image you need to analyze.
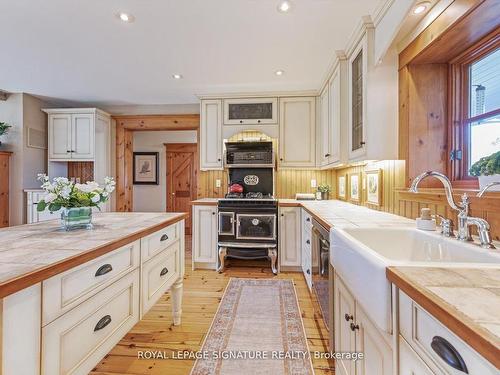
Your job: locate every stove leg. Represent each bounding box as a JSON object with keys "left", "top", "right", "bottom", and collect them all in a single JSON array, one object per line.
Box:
[
  {"left": 217, "top": 247, "right": 227, "bottom": 273},
  {"left": 268, "top": 248, "right": 278, "bottom": 275}
]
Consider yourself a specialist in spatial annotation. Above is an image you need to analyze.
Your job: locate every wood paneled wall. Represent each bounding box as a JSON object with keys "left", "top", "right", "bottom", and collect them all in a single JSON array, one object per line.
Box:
[{"left": 67, "top": 162, "right": 94, "bottom": 183}]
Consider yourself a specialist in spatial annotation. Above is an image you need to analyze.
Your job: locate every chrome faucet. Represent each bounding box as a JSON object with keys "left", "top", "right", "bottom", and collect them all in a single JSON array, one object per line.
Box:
[
  {"left": 410, "top": 171, "right": 495, "bottom": 249},
  {"left": 477, "top": 181, "right": 500, "bottom": 197}
]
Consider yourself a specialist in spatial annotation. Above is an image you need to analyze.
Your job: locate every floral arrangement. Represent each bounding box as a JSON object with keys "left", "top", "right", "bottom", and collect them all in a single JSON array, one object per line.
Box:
[
  {"left": 469, "top": 151, "right": 500, "bottom": 176},
  {"left": 317, "top": 184, "right": 331, "bottom": 193},
  {"left": 0, "top": 122, "right": 11, "bottom": 136},
  {"left": 36, "top": 174, "right": 116, "bottom": 213}
]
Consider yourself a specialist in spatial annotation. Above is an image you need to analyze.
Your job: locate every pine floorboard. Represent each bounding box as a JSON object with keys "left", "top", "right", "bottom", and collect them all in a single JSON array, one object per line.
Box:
[{"left": 90, "top": 235, "right": 334, "bottom": 374}]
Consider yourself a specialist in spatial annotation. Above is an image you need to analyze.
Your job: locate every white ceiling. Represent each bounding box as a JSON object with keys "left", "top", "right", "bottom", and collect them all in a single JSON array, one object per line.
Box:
[{"left": 0, "top": 0, "right": 382, "bottom": 105}]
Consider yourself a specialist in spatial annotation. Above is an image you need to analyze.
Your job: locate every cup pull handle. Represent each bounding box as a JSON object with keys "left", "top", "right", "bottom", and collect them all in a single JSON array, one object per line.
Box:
[
  {"left": 160, "top": 267, "right": 169, "bottom": 277},
  {"left": 95, "top": 264, "right": 113, "bottom": 277},
  {"left": 160, "top": 234, "right": 169, "bottom": 241},
  {"left": 431, "top": 336, "right": 468, "bottom": 373},
  {"left": 94, "top": 315, "right": 112, "bottom": 332}
]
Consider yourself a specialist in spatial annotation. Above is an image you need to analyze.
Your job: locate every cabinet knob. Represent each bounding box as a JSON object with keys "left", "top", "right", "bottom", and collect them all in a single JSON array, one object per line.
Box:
[
  {"left": 360, "top": 141, "right": 366, "bottom": 146},
  {"left": 239, "top": 120, "right": 243, "bottom": 124},
  {"left": 306, "top": 239, "right": 310, "bottom": 245},
  {"left": 217, "top": 158, "right": 221, "bottom": 162},
  {"left": 212, "top": 212, "right": 216, "bottom": 215},
  {"left": 344, "top": 313, "right": 353, "bottom": 322},
  {"left": 280, "top": 158, "right": 283, "bottom": 161},
  {"left": 306, "top": 218, "right": 310, "bottom": 222},
  {"left": 306, "top": 269, "right": 310, "bottom": 274},
  {"left": 350, "top": 322, "right": 359, "bottom": 331},
  {"left": 257, "top": 120, "right": 261, "bottom": 123},
  {"left": 325, "top": 153, "right": 330, "bottom": 157}
]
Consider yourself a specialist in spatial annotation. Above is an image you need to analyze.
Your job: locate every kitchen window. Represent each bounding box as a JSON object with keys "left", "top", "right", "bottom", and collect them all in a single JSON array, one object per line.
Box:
[{"left": 450, "top": 33, "right": 500, "bottom": 183}]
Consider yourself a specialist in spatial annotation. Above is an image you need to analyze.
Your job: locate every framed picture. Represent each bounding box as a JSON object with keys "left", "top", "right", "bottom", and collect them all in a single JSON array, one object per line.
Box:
[
  {"left": 338, "top": 175, "right": 347, "bottom": 199},
  {"left": 349, "top": 173, "right": 361, "bottom": 202},
  {"left": 133, "top": 152, "right": 159, "bottom": 185},
  {"left": 366, "top": 169, "right": 383, "bottom": 206}
]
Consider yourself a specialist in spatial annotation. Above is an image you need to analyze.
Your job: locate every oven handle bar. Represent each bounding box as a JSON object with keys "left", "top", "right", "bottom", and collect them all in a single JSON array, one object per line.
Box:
[{"left": 218, "top": 242, "right": 276, "bottom": 249}]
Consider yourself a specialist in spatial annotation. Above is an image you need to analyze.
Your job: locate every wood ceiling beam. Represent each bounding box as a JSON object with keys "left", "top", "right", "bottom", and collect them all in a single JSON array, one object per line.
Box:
[{"left": 112, "top": 114, "right": 199, "bottom": 131}]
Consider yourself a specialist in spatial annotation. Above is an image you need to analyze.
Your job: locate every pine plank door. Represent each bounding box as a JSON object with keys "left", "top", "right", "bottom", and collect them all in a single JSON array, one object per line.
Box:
[{"left": 165, "top": 143, "right": 198, "bottom": 235}]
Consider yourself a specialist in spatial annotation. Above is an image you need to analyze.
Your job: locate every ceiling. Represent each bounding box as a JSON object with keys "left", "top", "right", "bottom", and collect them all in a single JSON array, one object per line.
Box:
[{"left": 0, "top": 0, "right": 382, "bottom": 105}]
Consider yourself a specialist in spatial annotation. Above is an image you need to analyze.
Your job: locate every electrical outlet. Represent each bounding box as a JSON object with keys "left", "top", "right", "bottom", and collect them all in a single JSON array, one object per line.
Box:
[
  {"left": 311, "top": 179, "right": 317, "bottom": 188},
  {"left": 215, "top": 179, "right": 221, "bottom": 188}
]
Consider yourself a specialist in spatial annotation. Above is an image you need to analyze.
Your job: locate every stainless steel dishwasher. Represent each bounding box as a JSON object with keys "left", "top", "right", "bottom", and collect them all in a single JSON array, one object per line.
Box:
[{"left": 311, "top": 218, "right": 331, "bottom": 331}]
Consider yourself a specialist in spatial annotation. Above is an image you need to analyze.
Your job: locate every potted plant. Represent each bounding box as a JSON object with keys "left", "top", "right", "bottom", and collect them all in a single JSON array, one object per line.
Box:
[
  {"left": 469, "top": 151, "right": 500, "bottom": 191},
  {"left": 317, "top": 184, "right": 331, "bottom": 200},
  {"left": 0, "top": 122, "right": 11, "bottom": 146},
  {"left": 36, "top": 174, "right": 116, "bottom": 230}
]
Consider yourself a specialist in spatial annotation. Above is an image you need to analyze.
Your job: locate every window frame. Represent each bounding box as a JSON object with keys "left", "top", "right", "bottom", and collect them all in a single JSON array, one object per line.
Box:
[{"left": 449, "top": 32, "right": 500, "bottom": 187}]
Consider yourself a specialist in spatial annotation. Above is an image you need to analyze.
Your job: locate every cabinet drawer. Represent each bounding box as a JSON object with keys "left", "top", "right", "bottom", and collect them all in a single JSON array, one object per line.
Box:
[
  {"left": 399, "top": 290, "right": 497, "bottom": 374},
  {"left": 43, "top": 241, "right": 140, "bottom": 325},
  {"left": 141, "top": 223, "right": 179, "bottom": 261},
  {"left": 141, "top": 240, "right": 181, "bottom": 316},
  {"left": 399, "top": 335, "right": 439, "bottom": 375},
  {"left": 42, "top": 270, "right": 140, "bottom": 375}
]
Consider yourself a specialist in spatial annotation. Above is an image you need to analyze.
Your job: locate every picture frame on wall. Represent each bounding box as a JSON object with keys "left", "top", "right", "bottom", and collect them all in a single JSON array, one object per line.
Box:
[
  {"left": 366, "top": 169, "right": 383, "bottom": 206},
  {"left": 349, "top": 173, "right": 361, "bottom": 202},
  {"left": 133, "top": 152, "right": 159, "bottom": 185},
  {"left": 338, "top": 174, "right": 347, "bottom": 199}
]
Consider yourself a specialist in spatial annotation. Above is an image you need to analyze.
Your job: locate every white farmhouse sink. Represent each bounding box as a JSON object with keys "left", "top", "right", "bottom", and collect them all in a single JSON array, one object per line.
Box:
[{"left": 330, "top": 227, "right": 500, "bottom": 333}]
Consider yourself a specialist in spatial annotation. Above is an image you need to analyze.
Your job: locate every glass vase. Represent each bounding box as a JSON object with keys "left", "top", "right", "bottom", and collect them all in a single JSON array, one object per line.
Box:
[{"left": 60, "top": 207, "right": 93, "bottom": 231}]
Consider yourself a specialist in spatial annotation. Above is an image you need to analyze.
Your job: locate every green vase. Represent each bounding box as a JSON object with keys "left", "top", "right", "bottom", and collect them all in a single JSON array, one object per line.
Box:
[{"left": 60, "top": 207, "right": 93, "bottom": 231}]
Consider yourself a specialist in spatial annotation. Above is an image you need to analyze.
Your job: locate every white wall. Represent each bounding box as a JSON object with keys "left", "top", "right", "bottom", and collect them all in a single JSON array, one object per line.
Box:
[
  {"left": 133, "top": 131, "right": 197, "bottom": 212},
  {"left": 0, "top": 93, "right": 48, "bottom": 225}
]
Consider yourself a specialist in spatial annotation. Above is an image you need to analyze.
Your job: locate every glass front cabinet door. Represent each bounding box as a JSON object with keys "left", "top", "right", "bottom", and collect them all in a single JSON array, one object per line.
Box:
[{"left": 223, "top": 98, "right": 278, "bottom": 125}]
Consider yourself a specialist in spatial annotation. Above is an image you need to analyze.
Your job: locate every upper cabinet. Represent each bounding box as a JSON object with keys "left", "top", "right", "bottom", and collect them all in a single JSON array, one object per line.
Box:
[
  {"left": 45, "top": 109, "right": 108, "bottom": 161},
  {"left": 200, "top": 99, "right": 223, "bottom": 170},
  {"left": 223, "top": 98, "right": 278, "bottom": 125},
  {"left": 319, "top": 87, "right": 330, "bottom": 167},
  {"left": 279, "top": 97, "right": 316, "bottom": 168}
]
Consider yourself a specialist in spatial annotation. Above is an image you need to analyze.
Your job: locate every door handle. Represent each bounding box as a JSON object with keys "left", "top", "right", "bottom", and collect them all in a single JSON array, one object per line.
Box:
[{"left": 431, "top": 336, "right": 468, "bottom": 373}]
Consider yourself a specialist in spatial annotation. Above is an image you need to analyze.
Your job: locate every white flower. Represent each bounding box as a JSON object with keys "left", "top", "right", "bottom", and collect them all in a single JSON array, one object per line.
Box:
[
  {"left": 91, "top": 194, "right": 100, "bottom": 203},
  {"left": 102, "top": 191, "right": 109, "bottom": 197},
  {"left": 75, "top": 182, "right": 99, "bottom": 193},
  {"left": 44, "top": 192, "right": 57, "bottom": 203},
  {"left": 60, "top": 186, "right": 72, "bottom": 199},
  {"left": 54, "top": 177, "right": 69, "bottom": 185}
]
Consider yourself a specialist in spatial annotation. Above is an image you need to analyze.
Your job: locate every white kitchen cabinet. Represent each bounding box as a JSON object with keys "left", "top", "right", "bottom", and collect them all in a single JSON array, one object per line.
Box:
[
  {"left": 223, "top": 97, "right": 278, "bottom": 125},
  {"left": 46, "top": 109, "right": 101, "bottom": 161},
  {"left": 335, "top": 273, "right": 393, "bottom": 375},
  {"left": 301, "top": 209, "right": 313, "bottom": 289},
  {"left": 192, "top": 205, "right": 218, "bottom": 266},
  {"left": 279, "top": 97, "right": 316, "bottom": 168},
  {"left": 399, "top": 336, "right": 436, "bottom": 375},
  {"left": 200, "top": 99, "right": 223, "bottom": 170},
  {"left": 26, "top": 190, "right": 61, "bottom": 223},
  {"left": 328, "top": 67, "right": 342, "bottom": 165},
  {"left": 319, "top": 86, "right": 330, "bottom": 167},
  {"left": 279, "top": 206, "right": 301, "bottom": 267}
]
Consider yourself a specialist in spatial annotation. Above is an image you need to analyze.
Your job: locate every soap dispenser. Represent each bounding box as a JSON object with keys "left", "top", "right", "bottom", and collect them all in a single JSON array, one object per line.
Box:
[{"left": 416, "top": 208, "right": 436, "bottom": 231}]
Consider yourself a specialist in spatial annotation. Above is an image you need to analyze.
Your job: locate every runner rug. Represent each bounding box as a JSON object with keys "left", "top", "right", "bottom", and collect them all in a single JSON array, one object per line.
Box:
[{"left": 190, "top": 278, "right": 314, "bottom": 375}]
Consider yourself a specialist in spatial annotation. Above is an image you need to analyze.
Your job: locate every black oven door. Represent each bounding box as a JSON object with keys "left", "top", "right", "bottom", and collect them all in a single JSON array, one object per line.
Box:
[{"left": 236, "top": 213, "right": 276, "bottom": 241}]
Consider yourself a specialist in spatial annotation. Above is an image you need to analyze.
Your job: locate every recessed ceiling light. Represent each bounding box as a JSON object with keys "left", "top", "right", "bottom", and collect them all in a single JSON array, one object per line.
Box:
[
  {"left": 277, "top": 1, "right": 292, "bottom": 13},
  {"left": 172, "top": 74, "right": 183, "bottom": 80},
  {"left": 413, "top": 2, "right": 430, "bottom": 14},
  {"left": 117, "top": 12, "right": 134, "bottom": 23},
  {"left": 275, "top": 70, "right": 285, "bottom": 76}
]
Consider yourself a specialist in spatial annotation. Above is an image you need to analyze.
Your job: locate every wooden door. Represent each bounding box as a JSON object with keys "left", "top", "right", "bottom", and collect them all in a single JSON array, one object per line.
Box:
[
  {"left": 48, "top": 114, "right": 72, "bottom": 159},
  {"left": 165, "top": 144, "right": 198, "bottom": 234}
]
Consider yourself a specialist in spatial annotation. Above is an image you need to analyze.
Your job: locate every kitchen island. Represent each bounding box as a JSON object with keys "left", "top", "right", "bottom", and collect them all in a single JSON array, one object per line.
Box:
[{"left": 0, "top": 212, "right": 187, "bottom": 375}]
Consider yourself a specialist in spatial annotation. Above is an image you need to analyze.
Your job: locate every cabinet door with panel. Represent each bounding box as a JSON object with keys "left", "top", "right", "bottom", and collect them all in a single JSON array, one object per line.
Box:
[
  {"left": 319, "top": 87, "right": 330, "bottom": 167},
  {"left": 279, "top": 207, "right": 301, "bottom": 267},
  {"left": 399, "top": 336, "right": 436, "bottom": 375},
  {"left": 71, "top": 113, "right": 95, "bottom": 159},
  {"left": 192, "top": 205, "right": 218, "bottom": 264},
  {"left": 335, "top": 276, "right": 357, "bottom": 375},
  {"left": 48, "top": 114, "right": 72, "bottom": 159},
  {"left": 355, "top": 305, "right": 393, "bottom": 375},
  {"left": 224, "top": 98, "right": 278, "bottom": 125},
  {"left": 328, "top": 68, "right": 341, "bottom": 164},
  {"left": 279, "top": 97, "right": 316, "bottom": 168},
  {"left": 200, "top": 100, "right": 223, "bottom": 170},
  {"left": 348, "top": 36, "right": 368, "bottom": 161}
]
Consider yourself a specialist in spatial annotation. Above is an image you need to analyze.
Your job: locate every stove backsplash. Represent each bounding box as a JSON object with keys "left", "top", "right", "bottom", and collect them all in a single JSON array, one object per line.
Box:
[{"left": 228, "top": 168, "right": 274, "bottom": 196}]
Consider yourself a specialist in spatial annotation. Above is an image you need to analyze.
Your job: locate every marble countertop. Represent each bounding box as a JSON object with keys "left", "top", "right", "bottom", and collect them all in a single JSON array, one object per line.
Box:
[
  {"left": 387, "top": 266, "right": 500, "bottom": 369},
  {"left": 0, "top": 212, "right": 187, "bottom": 298}
]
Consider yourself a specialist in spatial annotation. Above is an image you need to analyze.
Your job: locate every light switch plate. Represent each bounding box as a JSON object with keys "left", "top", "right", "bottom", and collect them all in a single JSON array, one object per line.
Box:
[
  {"left": 311, "top": 179, "right": 317, "bottom": 188},
  {"left": 216, "top": 179, "right": 221, "bottom": 188}
]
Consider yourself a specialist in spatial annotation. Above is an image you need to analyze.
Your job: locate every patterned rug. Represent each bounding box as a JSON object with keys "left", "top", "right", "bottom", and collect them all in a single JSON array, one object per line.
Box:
[{"left": 190, "top": 278, "right": 314, "bottom": 375}]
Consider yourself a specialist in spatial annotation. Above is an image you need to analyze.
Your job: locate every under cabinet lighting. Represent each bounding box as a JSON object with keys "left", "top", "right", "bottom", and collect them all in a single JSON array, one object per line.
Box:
[
  {"left": 277, "top": 1, "right": 292, "bottom": 13},
  {"left": 413, "top": 2, "right": 430, "bottom": 14}
]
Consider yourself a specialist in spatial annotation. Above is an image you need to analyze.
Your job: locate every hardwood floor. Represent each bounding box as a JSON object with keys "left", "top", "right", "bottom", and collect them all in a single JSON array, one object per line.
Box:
[{"left": 91, "top": 236, "right": 334, "bottom": 374}]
